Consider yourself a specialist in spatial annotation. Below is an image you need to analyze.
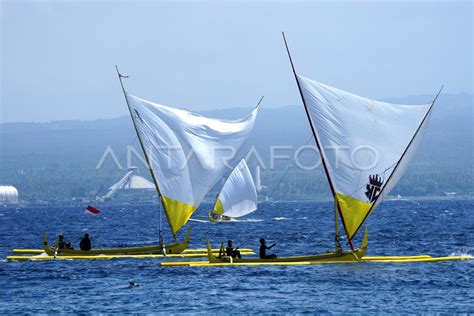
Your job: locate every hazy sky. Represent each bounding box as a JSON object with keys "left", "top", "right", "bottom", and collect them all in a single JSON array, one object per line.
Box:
[{"left": 1, "top": 1, "right": 472, "bottom": 123}]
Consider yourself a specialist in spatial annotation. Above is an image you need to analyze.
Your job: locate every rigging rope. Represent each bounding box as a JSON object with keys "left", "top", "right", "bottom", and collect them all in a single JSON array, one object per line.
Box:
[
  {"left": 266, "top": 134, "right": 314, "bottom": 200},
  {"left": 89, "top": 136, "right": 138, "bottom": 203}
]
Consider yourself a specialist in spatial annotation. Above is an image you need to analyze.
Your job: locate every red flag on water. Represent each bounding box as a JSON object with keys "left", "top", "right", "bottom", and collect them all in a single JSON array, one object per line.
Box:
[{"left": 85, "top": 205, "right": 101, "bottom": 216}]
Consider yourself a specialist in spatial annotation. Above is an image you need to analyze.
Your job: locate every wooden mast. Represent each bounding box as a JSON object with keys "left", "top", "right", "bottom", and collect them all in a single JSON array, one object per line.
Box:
[
  {"left": 115, "top": 65, "right": 175, "bottom": 240},
  {"left": 281, "top": 32, "right": 354, "bottom": 250}
]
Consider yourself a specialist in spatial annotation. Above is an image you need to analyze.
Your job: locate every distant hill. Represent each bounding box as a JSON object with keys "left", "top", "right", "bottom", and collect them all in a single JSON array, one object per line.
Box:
[{"left": 0, "top": 93, "right": 472, "bottom": 201}]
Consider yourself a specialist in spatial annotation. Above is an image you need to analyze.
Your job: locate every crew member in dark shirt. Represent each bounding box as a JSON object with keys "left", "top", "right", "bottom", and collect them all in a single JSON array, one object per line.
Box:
[
  {"left": 80, "top": 233, "right": 92, "bottom": 251},
  {"left": 259, "top": 238, "right": 277, "bottom": 259},
  {"left": 225, "top": 240, "right": 241, "bottom": 259},
  {"left": 54, "top": 234, "right": 74, "bottom": 253},
  {"left": 218, "top": 242, "right": 226, "bottom": 258},
  {"left": 56, "top": 234, "right": 66, "bottom": 251}
]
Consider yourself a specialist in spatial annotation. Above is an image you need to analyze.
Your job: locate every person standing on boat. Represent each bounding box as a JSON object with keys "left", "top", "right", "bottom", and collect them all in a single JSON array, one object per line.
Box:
[
  {"left": 80, "top": 233, "right": 92, "bottom": 251},
  {"left": 259, "top": 238, "right": 277, "bottom": 259},
  {"left": 226, "top": 240, "right": 241, "bottom": 259}
]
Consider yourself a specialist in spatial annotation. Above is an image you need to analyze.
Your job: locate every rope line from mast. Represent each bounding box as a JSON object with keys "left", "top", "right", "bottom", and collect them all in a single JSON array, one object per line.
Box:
[
  {"left": 267, "top": 134, "right": 314, "bottom": 201},
  {"left": 89, "top": 136, "right": 138, "bottom": 203}
]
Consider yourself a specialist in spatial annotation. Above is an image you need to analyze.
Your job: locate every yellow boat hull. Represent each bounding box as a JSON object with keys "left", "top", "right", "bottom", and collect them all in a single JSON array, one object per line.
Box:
[
  {"left": 43, "top": 227, "right": 191, "bottom": 256},
  {"left": 206, "top": 227, "right": 369, "bottom": 264},
  {"left": 208, "top": 213, "right": 234, "bottom": 222}
]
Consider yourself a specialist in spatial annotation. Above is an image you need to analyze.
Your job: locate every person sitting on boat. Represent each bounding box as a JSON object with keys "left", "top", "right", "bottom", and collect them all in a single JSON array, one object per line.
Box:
[
  {"left": 259, "top": 238, "right": 277, "bottom": 259},
  {"left": 218, "top": 242, "right": 226, "bottom": 258},
  {"left": 80, "top": 233, "right": 92, "bottom": 251},
  {"left": 226, "top": 240, "right": 241, "bottom": 259},
  {"left": 55, "top": 234, "right": 66, "bottom": 251},
  {"left": 53, "top": 234, "right": 73, "bottom": 252}
]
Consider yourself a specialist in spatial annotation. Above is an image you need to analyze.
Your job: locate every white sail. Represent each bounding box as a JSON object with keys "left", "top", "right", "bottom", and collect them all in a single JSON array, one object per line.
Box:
[
  {"left": 211, "top": 159, "right": 258, "bottom": 219},
  {"left": 126, "top": 94, "right": 259, "bottom": 233},
  {"left": 297, "top": 75, "right": 433, "bottom": 239}
]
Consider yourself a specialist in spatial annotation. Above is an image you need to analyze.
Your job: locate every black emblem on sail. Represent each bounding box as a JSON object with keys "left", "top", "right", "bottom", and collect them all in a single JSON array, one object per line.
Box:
[{"left": 365, "top": 174, "right": 383, "bottom": 203}]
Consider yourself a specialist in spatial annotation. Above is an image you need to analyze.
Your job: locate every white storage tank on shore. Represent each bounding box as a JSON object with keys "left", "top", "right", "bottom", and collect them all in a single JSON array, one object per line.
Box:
[{"left": 0, "top": 186, "right": 19, "bottom": 204}]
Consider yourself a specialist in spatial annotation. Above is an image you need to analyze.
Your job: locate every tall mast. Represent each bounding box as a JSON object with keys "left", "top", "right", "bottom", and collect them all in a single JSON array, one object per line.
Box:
[
  {"left": 282, "top": 32, "right": 354, "bottom": 250},
  {"left": 115, "top": 65, "right": 175, "bottom": 240},
  {"left": 334, "top": 199, "right": 340, "bottom": 251}
]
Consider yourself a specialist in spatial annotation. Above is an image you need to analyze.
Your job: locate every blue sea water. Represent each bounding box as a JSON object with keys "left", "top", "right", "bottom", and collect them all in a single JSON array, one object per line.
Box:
[{"left": 0, "top": 198, "right": 472, "bottom": 313}]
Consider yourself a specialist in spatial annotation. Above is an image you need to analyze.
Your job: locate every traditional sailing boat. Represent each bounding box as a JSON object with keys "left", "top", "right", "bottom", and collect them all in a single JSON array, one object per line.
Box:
[
  {"left": 43, "top": 67, "right": 259, "bottom": 256},
  {"left": 207, "top": 32, "right": 441, "bottom": 263},
  {"left": 208, "top": 158, "right": 258, "bottom": 222}
]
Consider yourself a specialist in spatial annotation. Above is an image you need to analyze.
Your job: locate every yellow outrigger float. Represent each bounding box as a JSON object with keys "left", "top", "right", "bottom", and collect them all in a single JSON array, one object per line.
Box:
[
  {"left": 6, "top": 247, "right": 257, "bottom": 262},
  {"left": 160, "top": 254, "right": 471, "bottom": 267},
  {"left": 10, "top": 247, "right": 255, "bottom": 255}
]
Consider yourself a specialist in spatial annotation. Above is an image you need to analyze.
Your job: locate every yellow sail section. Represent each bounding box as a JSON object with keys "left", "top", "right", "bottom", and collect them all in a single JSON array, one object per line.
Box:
[
  {"left": 161, "top": 196, "right": 196, "bottom": 234},
  {"left": 212, "top": 199, "right": 225, "bottom": 215},
  {"left": 335, "top": 193, "right": 372, "bottom": 239}
]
